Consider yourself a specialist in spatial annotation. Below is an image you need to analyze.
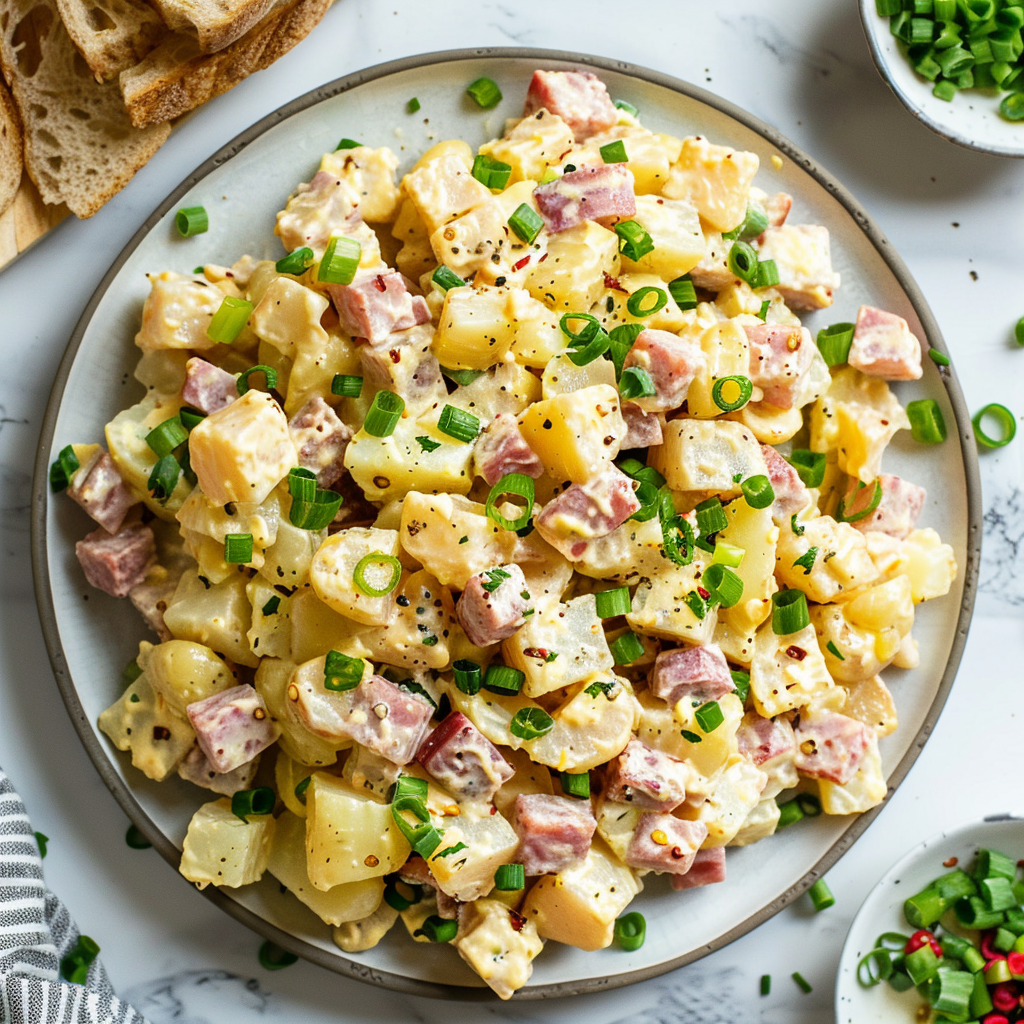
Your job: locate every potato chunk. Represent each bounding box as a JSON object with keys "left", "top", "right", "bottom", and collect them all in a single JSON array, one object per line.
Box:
[
  {"left": 479, "top": 109, "right": 575, "bottom": 183},
  {"left": 432, "top": 285, "right": 515, "bottom": 371},
  {"left": 249, "top": 276, "right": 329, "bottom": 360},
  {"left": 310, "top": 527, "right": 401, "bottom": 626},
  {"left": 627, "top": 559, "right": 719, "bottom": 647},
  {"left": 179, "top": 798, "right": 275, "bottom": 889},
  {"left": 662, "top": 137, "right": 759, "bottom": 232},
  {"left": 619, "top": 195, "right": 704, "bottom": 279},
  {"left": 651, "top": 419, "right": 766, "bottom": 496},
  {"left": 749, "top": 621, "right": 835, "bottom": 718},
  {"left": 163, "top": 568, "right": 257, "bottom": 667},
  {"left": 455, "top": 898, "right": 544, "bottom": 1001},
  {"left": 139, "top": 639, "right": 235, "bottom": 717},
  {"left": 818, "top": 734, "right": 887, "bottom": 815},
  {"left": 775, "top": 515, "right": 880, "bottom": 603},
  {"left": 426, "top": 811, "right": 519, "bottom": 902}
]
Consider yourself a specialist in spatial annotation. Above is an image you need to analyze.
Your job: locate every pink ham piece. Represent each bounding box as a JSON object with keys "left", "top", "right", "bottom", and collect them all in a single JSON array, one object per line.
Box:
[
  {"left": 66, "top": 450, "right": 137, "bottom": 534},
  {"left": 736, "top": 711, "right": 796, "bottom": 768},
  {"left": 670, "top": 847, "right": 727, "bottom": 891},
  {"left": 650, "top": 643, "right": 734, "bottom": 706},
  {"left": 793, "top": 709, "right": 872, "bottom": 785},
  {"left": 620, "top": 402, "right": 663, "bottom": 448},
  {"left": 534, "top": 467, "right": 641, "bottom": 560},
  {"left": 760, "top": 443, "right": 811, "bottom": 523},
  {"left": 182, "top": 357, "right": 238, "bottom": 415},
  {"left": 455, "top": 563, "right": 530, "bottom": 647},
  {"left": 621, "top": 329, "right": 706, "bottom": 413},
  {"left": 845, "top": 473, "right": 926, "bottom": 540},
  {"left": 625, "top": 814, "right": 708, "bottom": 875},
  {"left": 327, "top": 270, "right": 430, "bottom": 344},
  {"left": 602, "top": 738, "right": 691, "bottom": 811},
  {"left": 848, "top": 305, "right": 923, "bottom": 381},
  {"left": 416, "top": 711, "right": 515, "bottom": 802},
  {"left": 177, "top": 743, "right": 258, "bottom": 796},
  {"left": 534, "top": 165, "right": 636, "bottom": 233},
  {"left": 186, "top": 685, "right": 282, "bottom": 774},
  {"left": 513, "top": 794, "right": 597, "bottom": 876},
  {"left": 473, "top": 413, "right": 544, "bottom": 486},
  {"left": 75, "top": 523, "right": 155, "bottom": 598},
  {"left": 288, "top": 396, "right": 352, "bottom": 487},
  {"left": 358, "top": 328, "right": 445, "bottom": 413},
  {"left": 399, "top": 856, "right": 460, "bottom": 920},
  {"left": 276, "top": 170, "right": 361, "bottom": 253},
  {"left": 744, "top": 322, "right": 815, "bottom": 410},
  {"left": 766, "top": 192, "right": 792, "bottom": 229},
  {"left": 523, "top": 69, "right": 618, "bottom": 141}
]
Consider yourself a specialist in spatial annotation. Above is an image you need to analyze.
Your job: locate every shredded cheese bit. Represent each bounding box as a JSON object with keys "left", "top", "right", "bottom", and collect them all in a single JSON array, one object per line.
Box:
[{"left": 651, "top": 829, "right": 669, "bottom": 846}]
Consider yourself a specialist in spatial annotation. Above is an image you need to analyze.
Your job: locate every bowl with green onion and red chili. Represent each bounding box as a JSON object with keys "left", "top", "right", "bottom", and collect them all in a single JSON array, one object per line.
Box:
[
  {"left": 837, "top": 816, "right": 1024, "bottom": 1022},
  {"left": 860, "top": 0, "right": 1024, "bottom": 156}
]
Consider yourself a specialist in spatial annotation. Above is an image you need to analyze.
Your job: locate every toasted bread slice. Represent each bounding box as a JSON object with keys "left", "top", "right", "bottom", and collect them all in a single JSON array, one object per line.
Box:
[
  {"left": 54, "top": 0, "right": 166, "bottom": 81},
  {"left": 147, "top": 0, "right": 277, "bottom": 54},
  {"left": 120, "top": 0, "right": 331, "bottom": 129},
  {"left": 0, "top": 79, "right": 21, "bottom": 217},
  {"left": 0, "top": 0, "right": 170, "bottom": 218}
]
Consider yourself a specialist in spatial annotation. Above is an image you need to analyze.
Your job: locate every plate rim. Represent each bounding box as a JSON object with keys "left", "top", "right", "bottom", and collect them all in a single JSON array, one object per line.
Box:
[
  {"left": 30, "top": 44, "right": 983, "bottom": 1001},
  {"left": 858, "top": 0, "right": 1024, "bottom": 159}
]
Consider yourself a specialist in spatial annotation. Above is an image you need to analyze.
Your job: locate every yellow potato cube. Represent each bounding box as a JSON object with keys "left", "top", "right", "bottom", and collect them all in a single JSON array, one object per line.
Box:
[
  {"left": 427, "top": 812, "right": 519, "bottom": 902},
  {"left": 525, "top": 220, "right": 619, "bottom": 313},
  {"left": 249, "top": 276, "right": 329, "bottom": 360},
  {"left": 429, "top": 201, "right": 509, "bottom": 278},
  {"left": 402, "top": 153, "right": 493, "bottom": 233},
  {"left": 673, "top": 692, "right": 744, "bottom": 779},
  {"left": 717, "top": 498, "right": 778, "bottom": 638},
  {"left": 818, "top": 734, "right": 887, "bottom": 814},
  {"left": 179, "top": 798, "right": 275, "bottom": 889},
  {"left": 686, "top": 319, "right": 750, "bottom": 419},
  {"left": 310, "top": 527, "right": 401, "bottom": 626},
  {"left": 627, "top": 561, "right": 719, "bottom": 646},
  {"left": 774, "top": 515, "right": 880, "bottom": 603},
  {"left": 254, "top": 657, "right": 341, "bottom": 768},
  {"left": 843, "top": 676, "right": 898, "bottom": 738},
  {"left": 596, "top": 272, "right": 688, "bottom": 333},
  {"left": 902, "top": 528, "right": 958, "bottom": 603},
  {"left": 139, "top": 639, "right": 234, "bottom": 717},
  {"left": 164, "top": 568, "right": 258, "bottom": 668},
  {"left": 662, "top": 137, "right": 759, "bottom": 232},
  {"left": 479, "top": 109, "right": 575, "bottom": 184},
  {"left": 318, "top": 145, "right": 401, "bottom": 223},
  {"left": 433, "top": 285, "right": 514, "bottom": 370},
  {"left": 749, "top": 621, "right": 835, "bottom": 718},
  {"left": 619, "top": 195, "right": 705, "bottom": 279},
  {"left": 651, "top": 419, "right": 766, "bottom": 496},
  {"left": 695, "top": 754, "right": 767, "bottom": 847},
  {"left": 136, "top": 271, "right": 224, "bottom": 352},
  {"left": 454, "top": 898, "right": 544, "bottom": 1001},
  {"left": 507, "top": 288, "right": 568, "bottom": 368}
]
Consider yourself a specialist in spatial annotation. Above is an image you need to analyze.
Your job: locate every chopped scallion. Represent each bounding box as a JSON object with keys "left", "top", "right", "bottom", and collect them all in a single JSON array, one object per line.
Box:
[
  {"left": 175, "top": 206, "right": 208, "bottom": 237},
  {"left": 352, "top": 552, "right": 402, "bottom": 597}
]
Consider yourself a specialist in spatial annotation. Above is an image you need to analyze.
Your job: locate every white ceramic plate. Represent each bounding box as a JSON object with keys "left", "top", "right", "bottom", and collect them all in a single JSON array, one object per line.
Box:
[
  {"left": 860, "top": 0, "right": 1024, "bottom": 157},
  {"left": 32, "top": 48, "right": 981, "bottom": 999},
  {"left": 836, "top": 815, "right": 1024, "bottom": 1023}
]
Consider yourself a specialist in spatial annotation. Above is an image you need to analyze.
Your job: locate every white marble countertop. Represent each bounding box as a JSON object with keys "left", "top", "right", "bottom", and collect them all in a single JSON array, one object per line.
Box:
[{"left": 2, "top": 1, "right": 1022, "bottom": 1020}]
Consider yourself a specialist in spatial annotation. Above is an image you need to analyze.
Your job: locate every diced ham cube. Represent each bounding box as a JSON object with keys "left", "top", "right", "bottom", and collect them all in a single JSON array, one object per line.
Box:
[
  {"left": 621, "top": 329, "right": 706, "bottom": 413},
  {"left": 523, "top": 69, "right": 618, "bottom": 141},
  {"left": 670, "top": 847, "right": 727, "bottom": 891},
  {"left": 759, "top": 443, "right": 811, "bottom": 523},
  {"left": 534, "top": 467, "right": 641, "bottom": 561},
  {"left": 513, "top": 794, "right": 597, "bottom": 876},
  {"left": 650, "top": 643, "right": 734, "bottom": 706},
  {"left": 327, "top": 270, "right": 430, "bottom": 344},
  {"left": 534, "top": 165, "right": 636, "bottom": 233},
  {"left": 416, "top": 711, "right": 515, "bottom": 802},
  {"left": 66, "top": 450, "right": 137, "bottom": 534},
  {"left": 766, "top": 192, "right": 792, "bottom": 229},
  {"left": 182, "top": 357, "right": 238, "bottom": 415},
  {"left": 620, "top": 402, "right": 663, "bottom": 449},
  {"left": 288, "top": 396, "right": 352, "bottom": 487},
  {"left": 736, "top": 711, "right": 796, "bottom": 767},
  {"left": 625, "top": 814, "right": 708, "bottom": 875},
  {"left": 744, "top": 323, "right": 815, "bottom": 410},
  {"left": 186, "top": 684, "right": 281, "bottom": 774},
  {"left": 845, "top": 474, "right": 926, "bottom": 540},
  {"left": 848, "top": 305, "right": 923, "bottom": 381},
  {"left": 793, "top": 709, "right": 872, "bottom": 785},
  {"left": 177, "top": 743, "right": 258, "bottom": 796},
  {"left": 602, "top": 738, "right": 691, "bottom": 811},
  {"left": 756, "top": 224, "right": 840, "bottom": 311},
  {"left": 75, "top": 523, "right": 156, "bottom": 598},
  {"left": 276, "top": 170, "right": 361, "bottom": 253},
  {"left": 456, "top": 563, "right": 530, "bottom": 647},
  {"left": 399, "top": 855, "right": 460, "bottom": 919},
  {"left": 129, "top": 572, "right": 176, "bottom": 641},
  {"left": 473, "top": 413, "right": 544, "bottom": 486}
]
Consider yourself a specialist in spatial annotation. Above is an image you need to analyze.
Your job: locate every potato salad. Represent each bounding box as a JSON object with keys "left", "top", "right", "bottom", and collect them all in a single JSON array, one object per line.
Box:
[{"left": 51, "top": 68, "right": 958, "bottom": 999}]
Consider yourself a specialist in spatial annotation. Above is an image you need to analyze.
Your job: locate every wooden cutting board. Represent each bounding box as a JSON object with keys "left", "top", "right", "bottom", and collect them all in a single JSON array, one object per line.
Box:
[{"left": 0, "top": 174, "right": 68, "bottom": 272}]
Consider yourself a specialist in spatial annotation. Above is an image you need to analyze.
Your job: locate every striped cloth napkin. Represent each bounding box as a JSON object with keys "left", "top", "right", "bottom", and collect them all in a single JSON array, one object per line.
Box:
[{"left": 0, "top": 768, "right": 148, "bottom": 1024}]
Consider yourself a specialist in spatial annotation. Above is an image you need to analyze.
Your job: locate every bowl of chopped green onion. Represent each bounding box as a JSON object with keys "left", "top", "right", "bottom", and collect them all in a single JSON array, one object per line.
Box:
[
  {"left": 860, "top": 0, "right": 1024, "bottom": 157},
  {"left": 837, "top": 815, "right": 1024, "bottom": 1022}
]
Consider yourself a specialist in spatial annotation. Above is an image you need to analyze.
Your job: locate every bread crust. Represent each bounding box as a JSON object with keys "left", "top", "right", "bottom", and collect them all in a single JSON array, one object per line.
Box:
[
  {"left": 147, "top": 0, "right": 279, "bottom": 55},
  {"left": 53, "top": 0, "right": 166, "bottom": 81},
  {"left": 0, "top": 79, "right": 22, "bottom": 217}
]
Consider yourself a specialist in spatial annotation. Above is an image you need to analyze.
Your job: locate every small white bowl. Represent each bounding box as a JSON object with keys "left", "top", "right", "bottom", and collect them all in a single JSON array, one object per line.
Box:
[
  {"left": 859, "top": 0, "right": 1024, "bottom": 157},
  {"left": 836, "top": 814, "right": 1024, "bottom": 1023}
]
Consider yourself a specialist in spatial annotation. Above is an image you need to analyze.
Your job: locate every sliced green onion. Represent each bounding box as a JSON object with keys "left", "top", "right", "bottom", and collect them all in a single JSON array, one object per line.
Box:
[
  {"left": 353, "top": 552, "right": 402, "bottom": 597},
  {"left": 808, "top": 878, "right": 835, "bottom": 912},
  {"left": 608, "top": 322, "right": 644, "bottom": 377},
  {"left": 125, "top": 824, "right": 150, "bottom": 849},
  {"left": 364, "top": 390, "right": 404, "bottom": 437},
  {"left": 123, "top": 658, "right": 143, "bottom": 685},
  {"left": 418, "top": 915, "right": 458, "bottom": 942},
  {"left": 236, "top": 365, "right": 278, "bottom": 395},
  {"left": 792, "top": 972, "right": 812, "bottom": 994},
  {"left": 481, "top": 664, "right": 525, "bottom": 695},
  {"left": 466, "top": 77, "right": 502, "bottom": 108},
  {"left": 790, "top": 514, "right": 805, "bottom": 536},
  {"left": 231, "top": 787, "right": 275, "bottom": 822},
  {"left": 730, "top": 669, "right": 750, "bottom": 703},
  {"left": 727, "top": 240, "right": 759, "bottom": 285},
  {"left": 438, "top": 404, "right": 480, "bottom": 442},
  {"left": 904, "top": 942, "right": 941, "bottom": 985},
  {"left": 724, "top": 203, "right": 769, "bottom": 242},
  {"left": 787, "top": 449, "right": 826, "bottom": 488},
  {"left": 30, "top": 831, "right": 46, "bottom": 858},
  {"left": 432, "top": 265, "right": 465, "bottom": 292},
  {"left": 175, "top": 206, "right": 208, "bottom": 237},
  {"left": 224, "top": 533, "right": 253, "bottom": 563},
  {"left": 684, "top": 591, "right": 708, "bottom": 620},
  {"left": 600, "top": 140, "right": 628, "bottom": 163},
  {"left": 695, "top": 701, "right": 724, "bottom": 733},
  {"left": 324, "top": 650, "right": 364, "bottom": 692},
  {"left": 435, "top": 841, "right": 468, "bottom": 860},
  {"left": 595, "top": 586, "right": 631, "bottom": 618},
  {"left": 331, "top": 374, "right": 363, "bottom": 397},
  {"left": 626, "top": 286, "right": 667, "bottom": 318},
  {"left": 740, "top": 474, "right": 775, "bottom": 509},
  {"left": 567, "top": 325, "right": 611, "bottom": 366},
  {"left": 792, "top": 546, "right": 819, "bottom": 575},
  {"left": 816, "top": 322, "right": 855, "bottom": 367},
  {"left": 758, "top": 299, "right": 771, "bottom": 320},
  {"left": 754, "top": 259, "right": 780, "bottom": 289},
  {"left": 494, "top": 863, "right": 526, "bottom": 890},
  {"left": 931, "top": 969, "right": 975, "bottom": 1018},
  {"left": 658, "top": 488, "right": 695, "bottom": 566},
  {"left": 615, "top": 220, "right": 655, "bottom": 261},
  {"left": 772, "top": 589, "right": 810, "bottom": 634},
  {"left": 619, "top": 366, "right": 656, "bottom": 399},
  {"left": 837, "top": 479, "right": 883, "bottom": 523},
  {"left": 382, "top": 876, "right": 416, "bottom": 911},
  {"left": 258, "top": 940, "right": 298, "bottom": 970},
  {"left": 981, "top": 875, "right": 1017, "bottom": 911},
  {"left": 559, "top": 312, "right": 603, "bottom": 345},
  {"left": 1015, "top": 315, "right": 1024, "bottom": 346},
  {"left": 972, "top": 402, "right": 1017, "bottom": 449},
  {"left": 485, "top": 473, "right": 534, "bottom": 532},
  {"left": 335, "top": 138, "right": 362, "bottom": 150},
  {"left": 288, "top": 466, "right": 342, "bottom": 530},
  {"left": 416, "top": 435, "right": 440, "bottom": 453},
  {"left": 614, "top": 912, "right": 646, "bottom": 951},
  {"left": 145, "top": 416, "right": 188, "bottom": 458},
  {"left": 510, "top": 706, "right": 554, "bottom": 740},
  {"left": 680, "top": 729, "right": 702, "bottom": 743},
  {"left": 480, "top": 567, "right": 511, "bottom": 593},
  {"left": 610, "top": 631, "right": 645, "bottom": 665},
  {"left": 179, "top": 407, "right": 206, "bottom": 431},
  {"left": 49, "top": 444, "right": 80, "bottom": 492},
  {"left": 826, "top": 640, "right": 845, "bottom": 660},
  {"left": 761, "top": 974, "right": 772, "bottom": 995},
  {"left": 509, "top": 203, "right": 544, "bottom": 244},
  {"left": 978, "top": 847, "right": 1017, "bottom": 880},
  {"left": 148, "top": 454, "right": 181, "bottom": 501},
  {"left": 472, "top": 153, "right": 512, "bottom": 190},
  {"left": 928, "top": 349, "right": 950, "bottom": 366},
  {"left": 560, "top": 771, "right": 591, "bottom": 800},
  {"left": 933, "top": 78, "right": 959, "bottom": 101},
  {"left": 711, "top": 375, "right": 753, "bottom": 413},
  {"left": 407, "top": 97, "right": 421, "bottom": 114},
  {"left": 777, "top": 798, "right": 805, "bottom": 829},
  {"left": 275, "top": 247, "right": 313, "bottom": 275},
  {"left": 614, "top": 98, "right": 639, "bottom": 116},
  {"left": 712, "top": 541, "right": 745, "bottom": 568},
  {"left": 60, "top": 935, "right": 100, "bottom": 984},
  {"left": 999, "top": 89, "right": 1024, "bottom": 121},
  {"left": 703, "top": 563, "right": 744, "bottom": 608},
  {"left": 206, "top": 296, "right": 252, "bottom": 345},
  {"left": 318, "top": 236, "right": 361, "bottom": 285},
  {"left": 668, "top": 275, "right": 697, "bottom": 310},
  {"left": 453, "top": 659, "right": 482, "bottom": 695}
]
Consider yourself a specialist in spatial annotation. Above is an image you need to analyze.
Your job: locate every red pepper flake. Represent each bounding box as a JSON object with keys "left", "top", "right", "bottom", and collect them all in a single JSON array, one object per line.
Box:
[
  {"left": 538, "top": 252, "right": 548, "bottom": 263},
  {"left": 697, "top": 586, "right": 710, "bottom": 601},
  {"left": 152, "top": 726, "right": 171, "bottom": 741},
  {"left": 671, "top": 846, "right": 686, "bottom": 859},
  {"left": 785, "top": 645, "right": 807, "bottom": 661},
  {"left": 513, "top": 256, "right": 531, "bottom": 272},
  {"left": 523, "top": 647, "right": 550, "bottom": 660},
  {"left": 389, "top": 349, "right": 401, "bottom": 364},
  {"left": 374, "top": 274, "right": 387, "bottom": 292},
  {"left": 603, "top": 272, "right": 626, "bottom": 292},
  {"left": 943, "top": 856, "right": 959, "bottom": 868},
  {"left": 508, "top": 909, "right": 526, "bottom": 932}
]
